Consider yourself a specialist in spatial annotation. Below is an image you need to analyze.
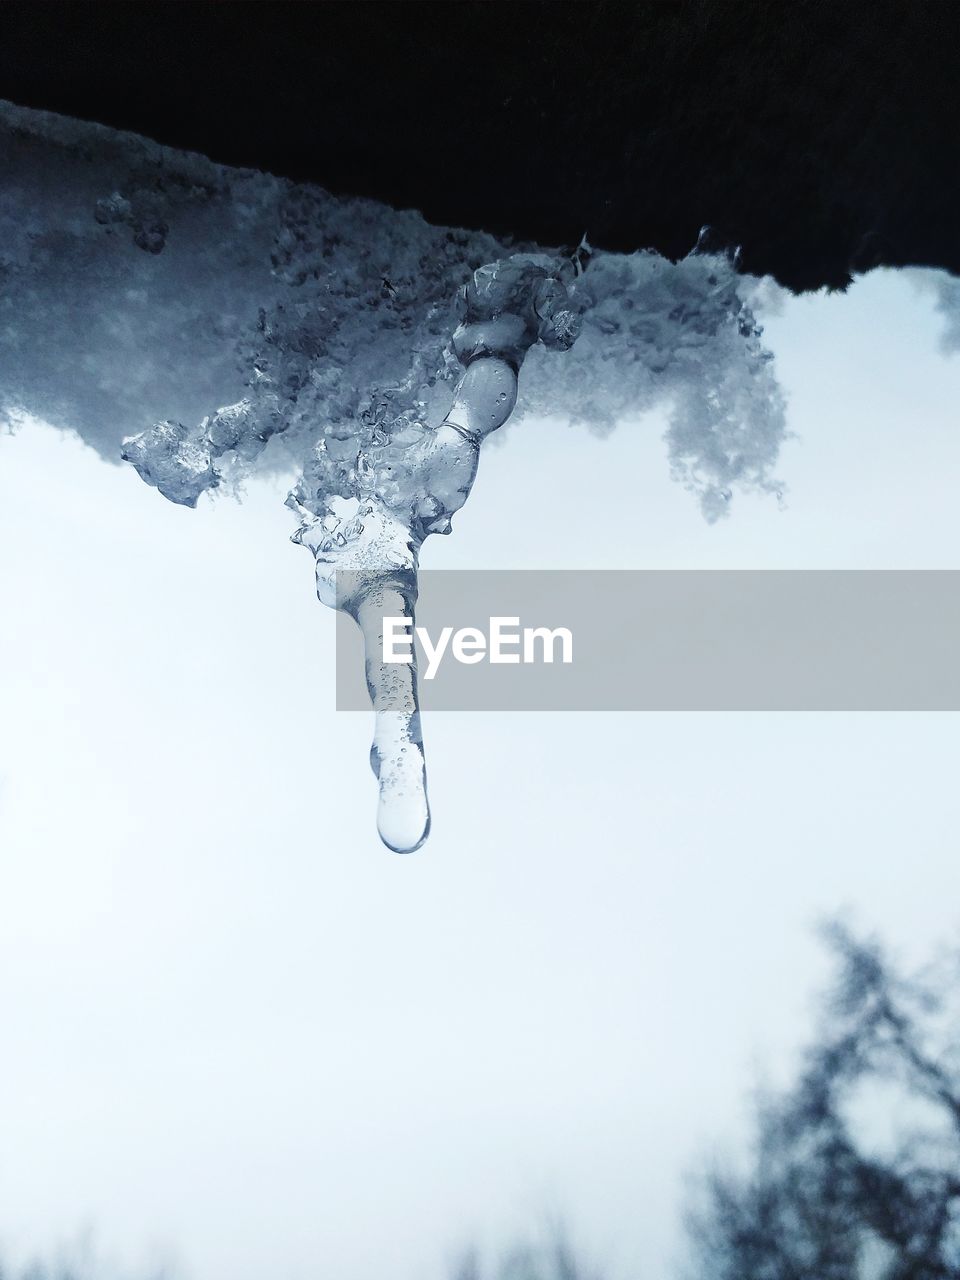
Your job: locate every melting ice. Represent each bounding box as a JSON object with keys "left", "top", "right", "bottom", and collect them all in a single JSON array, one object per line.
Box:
[
  {"left": 0, "top": 100, "right": 789, "bottom": 851},
  {"left": 293, "top": 254, "right": 581, "bottom": 851}
]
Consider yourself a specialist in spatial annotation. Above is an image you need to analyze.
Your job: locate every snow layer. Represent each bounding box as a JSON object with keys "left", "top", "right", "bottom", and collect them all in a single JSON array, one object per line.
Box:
[{"left": 0, "top": 100, "right": 787, "bottom": 521}]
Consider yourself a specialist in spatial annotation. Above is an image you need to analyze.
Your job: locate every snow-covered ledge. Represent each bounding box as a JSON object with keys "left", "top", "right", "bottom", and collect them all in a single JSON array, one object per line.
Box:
[{"left": 0, "top": 100, "right": 787, "bottom": 848}]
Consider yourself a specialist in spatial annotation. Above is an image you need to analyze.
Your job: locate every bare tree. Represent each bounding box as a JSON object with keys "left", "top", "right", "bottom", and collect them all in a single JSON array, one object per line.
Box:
[{"left": 688, "top": 924, "right": 960, "bottom": 1280}]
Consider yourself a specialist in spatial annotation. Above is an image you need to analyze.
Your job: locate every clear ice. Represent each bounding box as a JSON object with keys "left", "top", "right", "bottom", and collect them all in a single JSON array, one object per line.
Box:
[
  {"left": 288, "top": 254, "right": 582, "bottom": 851},
  {"left": 0, "top": 100, "right": 790, "bottom": 851}
]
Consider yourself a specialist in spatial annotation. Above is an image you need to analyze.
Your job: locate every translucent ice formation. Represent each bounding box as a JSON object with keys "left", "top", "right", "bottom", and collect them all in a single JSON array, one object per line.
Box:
[
  {"left": 0, "top": 100, "right": 790, "bottom": 851},
  {"left": 287, "top": 254, "right": 582, "bottom": 851}
]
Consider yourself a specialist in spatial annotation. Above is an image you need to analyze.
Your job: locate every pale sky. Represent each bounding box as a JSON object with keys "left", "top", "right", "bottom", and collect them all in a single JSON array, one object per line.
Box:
[{"left": 1, "top": 269, "right": 959, "bottom": 1280}]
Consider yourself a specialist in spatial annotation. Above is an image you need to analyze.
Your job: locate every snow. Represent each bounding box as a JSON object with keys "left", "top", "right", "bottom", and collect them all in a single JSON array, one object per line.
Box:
[{"left": 0, "top": 100, "right": 787, "bottom": 523}]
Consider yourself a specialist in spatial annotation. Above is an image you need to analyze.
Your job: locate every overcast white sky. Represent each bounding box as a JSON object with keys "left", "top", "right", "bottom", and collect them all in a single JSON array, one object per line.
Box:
[{"left": 1, "top": 270, "right": 959, "bottom": 1280}]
